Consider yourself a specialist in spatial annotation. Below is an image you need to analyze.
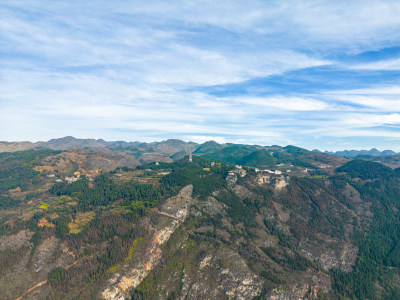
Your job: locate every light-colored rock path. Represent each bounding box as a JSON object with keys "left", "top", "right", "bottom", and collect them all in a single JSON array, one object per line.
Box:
[{"left": 102, "top": 185, "right": 193, "bottom": 300}]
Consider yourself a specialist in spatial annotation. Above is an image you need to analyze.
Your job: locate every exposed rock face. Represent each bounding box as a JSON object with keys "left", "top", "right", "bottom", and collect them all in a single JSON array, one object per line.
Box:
[
  {"left": 226, "top": 172, "right": 238, "bottom": 185},
  {"left": 32, "top": 236, "right": 59, "bottom": 273},
  {"left": 101, "top": 185, "right": 193, "bottom": 300},
  {"left": 253, "top": 173, "right": 289, "bottom": 190},
  {"left": 267, "top": 272, "right": 331, "bottom": 300},
  {"left": 232, "top": 168, "right": 247, "bottom": 177},
  {"left": 102, "top": 225, "right": 179, "bottom": 299},
  {"left": 102, "top": 185, "right": 265, "bottom": 300},
  {"left": 273, "top": 201, "right": 290, "bottom": 222},
  {"left": 274, "top": 176, "right": 288, "bottom": 190},
  {"left": 180, "top": 249, "right": 263, "bottom": 300},
  {"left": 0, "top": 233, "right": 74, "bottom": 300},
  {"left": 257, "top": 174, "right": 270, "bottom": 185},
  {"left": 199, "top": 196, "right": 226, "bottom": 216},
  {"left": 299, "top": 238, "right": 358, "bottom": 272},
  {"left": 0, "top": 230, "right": 33, "bottom": 251},
  {"left": 232, "top": 184, "right": 257, "bottom": 201}
]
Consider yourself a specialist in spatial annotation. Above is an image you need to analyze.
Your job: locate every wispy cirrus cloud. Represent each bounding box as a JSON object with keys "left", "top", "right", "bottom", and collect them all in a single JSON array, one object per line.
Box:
[
  {"left": 1, "top": 1, "right": 400, "bottom": 150},
  {"left": 350, "top": 59, "right": 400, "bottom": 70}
]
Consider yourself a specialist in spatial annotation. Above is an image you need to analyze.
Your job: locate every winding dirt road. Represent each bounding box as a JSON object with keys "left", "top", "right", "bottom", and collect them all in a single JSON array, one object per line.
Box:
[
  {"left": 15, "top": 280, "right": 48, "bottom": 300},
  {"left": 15, "top": 260, "right": 77, "bottom": 300}
]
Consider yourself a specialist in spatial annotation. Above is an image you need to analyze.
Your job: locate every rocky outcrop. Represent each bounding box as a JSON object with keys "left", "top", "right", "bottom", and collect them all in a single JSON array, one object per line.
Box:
[
  {"left": 180, "top": 249, "right": 263, "bottom": 299},
  {"left": 102, "top": 224, "right": 180, "bottom": 300},
  {"left": 0, "top": 230, "right": 33, "bottom": 251},
  {"left": 257, "top": 174, "right": 271, "bottom": 185},
  {"left": 232, "top": 184, "right": 257, "bottom": 200},
  {"left": 101, "top": 185, "right": 193, "bottom": 300},
  {"left": 226, "top": 172, "right": 238, "bottom": 185},
  {"left": 32, "top": 236, "right": 59, "bottom": 273},
  {"left": 274, "top": 176, "right": 288, "bottom": 190},
  {"left": 299, "top": 238, "right": 358, "bottom": 272},
  {"left": 267, "top": 272, "right": 330, "bottom": 300},
  {"left": 0, "top": 233, "right": 74, "bottom": 299}
]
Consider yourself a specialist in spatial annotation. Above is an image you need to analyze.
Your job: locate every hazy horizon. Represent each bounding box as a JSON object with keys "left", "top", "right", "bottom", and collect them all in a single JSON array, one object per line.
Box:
[{"left": 2, "top": 135, "right": 399, "bottom": 153}]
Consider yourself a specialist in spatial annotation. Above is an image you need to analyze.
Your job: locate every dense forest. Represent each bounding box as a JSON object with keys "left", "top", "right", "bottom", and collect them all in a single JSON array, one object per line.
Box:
[
  {"left": 0, "top": 149, "right": 61, "bottom": 195},
  {"left": 330, "top": 176, "right": 400, "bottom": 299},
  {"left": 337, "top": 159, "right": 395, "bottom": 180}
]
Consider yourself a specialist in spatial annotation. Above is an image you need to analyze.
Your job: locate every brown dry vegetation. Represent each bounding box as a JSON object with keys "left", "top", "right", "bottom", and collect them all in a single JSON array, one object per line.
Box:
[{"left": 68, "top": 211, "right": 95, "bottom": 234}]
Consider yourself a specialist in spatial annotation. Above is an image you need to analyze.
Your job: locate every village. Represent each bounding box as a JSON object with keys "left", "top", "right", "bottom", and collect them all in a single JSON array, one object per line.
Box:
[
  {"left": 45, "top": 169, "right": 101, "bottom": 184},
  {"left": 223, "top": 161, "right": 333, "bottom": 190}
]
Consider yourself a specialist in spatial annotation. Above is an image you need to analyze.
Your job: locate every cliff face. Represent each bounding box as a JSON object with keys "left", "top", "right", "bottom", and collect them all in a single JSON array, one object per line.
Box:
[
  {"left": 266, "top": 272, "right": 331, "bottom": 300},
  {"left": 102, "top": 185, "right": 193, "bottom": 300}
]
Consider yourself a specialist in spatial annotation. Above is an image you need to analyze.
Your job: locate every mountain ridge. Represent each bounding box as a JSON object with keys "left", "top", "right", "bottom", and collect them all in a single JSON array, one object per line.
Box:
[
  {"left": 321, "top": 148, "right": 398, "bottom": 157},
  {"left": 2, "top": 136, "right": 398, "bottom": 158}
]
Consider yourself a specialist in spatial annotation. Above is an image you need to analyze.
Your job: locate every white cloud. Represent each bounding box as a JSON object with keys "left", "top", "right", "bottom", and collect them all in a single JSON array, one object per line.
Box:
[
  {"left": 342, "top": 113, "right": 400, "bottom": 127},
  {"left": 1, "top": 1, "right": 400, "bottom": 149},
  {"left": 314, "top": 128, "right": 400, "bottom": 139},
  {"left": 350, "top": 58, "right": 400, "bottom": 70},
  {"left": 236, "top": 96, "right": 330, "bottom": 111},
  {"left": 330, "top": 85, "right": 400, "bottom": 95},
  {"left": 325, "top": 84, "right": 400, "bottom": 112}
]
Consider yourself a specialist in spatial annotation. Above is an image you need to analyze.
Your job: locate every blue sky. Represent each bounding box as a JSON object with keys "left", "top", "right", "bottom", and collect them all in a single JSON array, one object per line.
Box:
[{"left": 1, "top": 1, "right": 400, "bottom": 150}]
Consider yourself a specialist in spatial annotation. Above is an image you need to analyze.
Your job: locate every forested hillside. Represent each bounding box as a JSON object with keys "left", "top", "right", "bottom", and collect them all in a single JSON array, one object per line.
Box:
[{"left": 0, "top": 146, "right": 399, "bottom": 299}]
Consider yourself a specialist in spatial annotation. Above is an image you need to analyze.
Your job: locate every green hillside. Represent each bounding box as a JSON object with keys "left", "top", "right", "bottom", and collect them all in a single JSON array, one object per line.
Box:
[
  {"left": 337, "top": 159, "right": 395, "bottom": 179},
  {"left": 240, "top": 149, "right": 277, "bottom": 167},
  {"left": 202, "top": 144, "right": 257, "bottom": 164},
  {"left": 0, "top": 147, "right": 399, "bottom": 299}
]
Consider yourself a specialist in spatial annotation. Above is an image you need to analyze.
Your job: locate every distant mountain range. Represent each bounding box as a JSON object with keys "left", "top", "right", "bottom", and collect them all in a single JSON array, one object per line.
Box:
[
  {"left": 0, "top": 136, "right": 200, "bottom": 151},
  {"left": 1, "top": 137, "right": 398, "bottom": 163},
  {"left": 318, "top": 148, "right": 399, "bottom": 157},
  {"left": 0, "top": 136, "right": 349, "bottom": 170}
]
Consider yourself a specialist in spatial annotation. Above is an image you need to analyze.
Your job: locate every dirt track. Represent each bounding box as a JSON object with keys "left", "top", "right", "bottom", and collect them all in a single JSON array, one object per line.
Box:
[
  {"left": 15, "top": 280, "right": 47, "bottom": 300},
  {"left": 15, "top": 260, "right": 77, "bottom": 300}
]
